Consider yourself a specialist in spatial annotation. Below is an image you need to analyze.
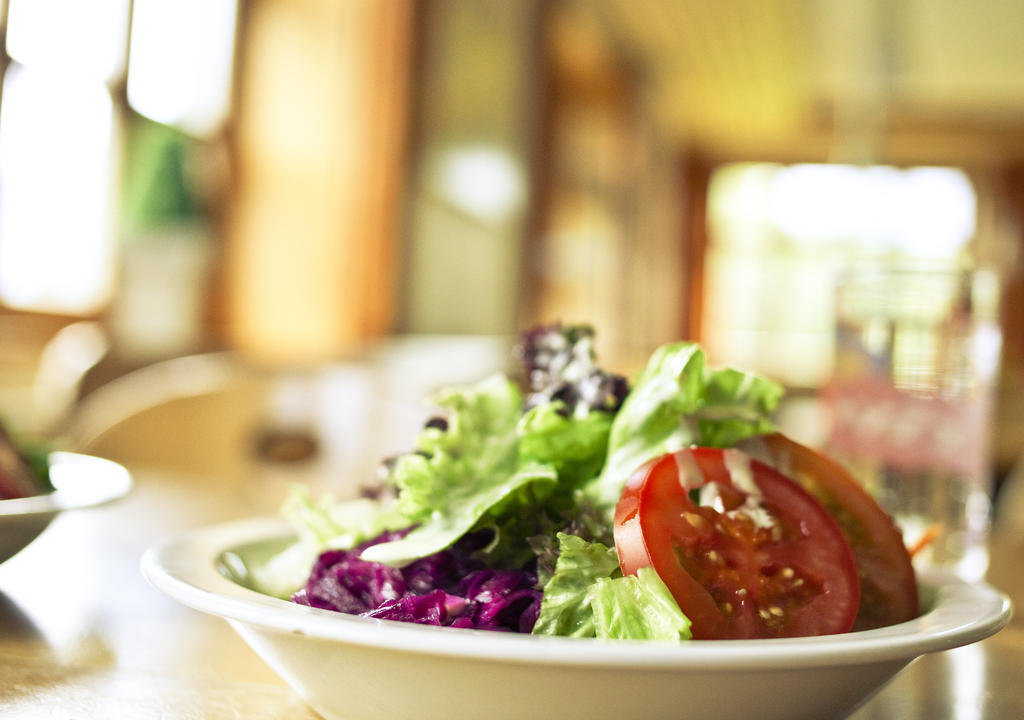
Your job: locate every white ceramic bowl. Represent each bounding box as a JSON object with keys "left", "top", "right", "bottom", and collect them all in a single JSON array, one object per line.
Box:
[
  {"left": 0, "top": 451, "right": 132, "bottom": 564},
  {"left": 142, "top": 515, "right": 1013, "bottom": 720}
]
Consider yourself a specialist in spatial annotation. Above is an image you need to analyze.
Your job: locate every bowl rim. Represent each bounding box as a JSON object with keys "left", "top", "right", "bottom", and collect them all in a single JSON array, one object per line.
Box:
[
  {"left": 140, "top": 514, "right": 1013, "bottom": 671},
  {"left": 0, "top": 451, "right": 132, "bottom": 517}
]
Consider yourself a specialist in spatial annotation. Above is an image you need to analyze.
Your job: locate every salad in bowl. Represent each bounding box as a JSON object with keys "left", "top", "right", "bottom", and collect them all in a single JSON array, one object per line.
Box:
[
  {"left": 1, "top": 419, "right": 132, "bottom": 564},
  {"left": 144, "top": 324, "right": 1011, "bottom": 720},
  {"left": 0, "top": 421, "right": 53, "bottom": 501},
  {"left": 247, "top": 324, "right": 920, "bottom": 642}
]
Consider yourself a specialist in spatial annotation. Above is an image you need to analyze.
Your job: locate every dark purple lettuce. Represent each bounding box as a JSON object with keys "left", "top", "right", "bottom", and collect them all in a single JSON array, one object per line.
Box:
[
  {"left": 514, "top": 323, "right": 629, "bottom": 417},
  {"left": 292, "top": 530, "right": 542, "bottom": 633}
]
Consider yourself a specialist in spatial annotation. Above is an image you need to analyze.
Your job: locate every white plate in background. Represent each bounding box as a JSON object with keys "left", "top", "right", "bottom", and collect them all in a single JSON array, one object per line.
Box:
[{"left": 0, "top": 452, "right": 132, "bottom": 564}]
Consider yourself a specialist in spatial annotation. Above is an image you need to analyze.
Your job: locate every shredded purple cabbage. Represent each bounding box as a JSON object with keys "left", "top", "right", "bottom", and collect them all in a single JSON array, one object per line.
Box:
[{"left": 292, "top": 531, "right": 542, "bottom": 633}]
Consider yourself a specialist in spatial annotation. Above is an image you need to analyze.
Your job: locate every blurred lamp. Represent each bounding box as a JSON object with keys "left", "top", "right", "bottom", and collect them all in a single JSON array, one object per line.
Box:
[{"left": 436, "top": 146, "right": 525, "bottom": 222}]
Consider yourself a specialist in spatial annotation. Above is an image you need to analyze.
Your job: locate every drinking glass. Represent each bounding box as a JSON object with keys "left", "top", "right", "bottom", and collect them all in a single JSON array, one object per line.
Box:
[{"left": 824, "top": 267, "right": 1002, "bottom": 580}]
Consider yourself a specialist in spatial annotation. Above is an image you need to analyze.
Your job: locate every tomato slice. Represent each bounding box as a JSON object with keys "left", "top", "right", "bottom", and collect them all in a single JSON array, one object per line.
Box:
[
  {"left": 614, "top": 447, "right": 860, "bottom": 640},
  {"left": 735, "top": 433, "right": 919, "bottom": 630}
]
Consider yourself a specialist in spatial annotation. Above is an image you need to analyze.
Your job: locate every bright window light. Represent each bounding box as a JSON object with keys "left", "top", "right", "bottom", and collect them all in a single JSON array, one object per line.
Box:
[
  {"left": 767, "top": 164, "right": 975, "bottom": 255},
  {"left": 897, "top": 168, "right": 977, "bottom": 257},
  {"left": 127, "top": 0, "right": 238, "bottom": 136},
  {"left": 0, "top": 65, "right": 118, "bottom": 314},
  {"left": 702, "top": 163, "right": 979, "bottom": 388},
  {"left": 6, "top": 0, "right": 131, "bottom": 82}
]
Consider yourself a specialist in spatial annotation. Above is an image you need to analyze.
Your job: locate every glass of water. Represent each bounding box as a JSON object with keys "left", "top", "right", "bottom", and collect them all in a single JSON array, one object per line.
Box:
[{"left": 823, "top": 266, "right": 1002, "bottom": 580}]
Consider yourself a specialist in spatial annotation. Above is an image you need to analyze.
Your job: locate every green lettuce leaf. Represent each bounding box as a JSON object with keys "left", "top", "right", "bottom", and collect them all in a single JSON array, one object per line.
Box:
[
  {"left": 392, "top": 373, "right": 525, "bottom": 522},
  {"left": 281, "top": 484, "right": 404, "bottom": 548},
  {"left": 531, "top": 533, "right": 622, "bottom": 638},
  {"left": 698, "top": 365, "right": 785, "bottom": 447},
  {"left": 360, "top": 374, "right": 560, "bottom": 566},
  {"left": 590, "top": 566, "right": 692, "bottom": 641},
  {"left": 360, "top": 462, "right": 558, "bottom": 565},
  {"left": 250, "top": 485, "right": 403, "bottom": 598},
  {"left": 518, "top": 402, "right": 613, "bottom": 494},
  {"left": 532, "top": 533, "right": 691, "bottom": 641},
  {"left": 586, "top": 342, "right": 783, "bottom": 510}
]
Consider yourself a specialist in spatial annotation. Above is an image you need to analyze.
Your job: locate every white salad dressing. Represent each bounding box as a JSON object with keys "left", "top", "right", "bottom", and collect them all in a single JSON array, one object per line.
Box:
[
  {"left": 697, "top": 482, "right": 726, "bottom": 514},
  {"left": 722, "top": 449, "right": 757, "bottom": 494},
  {"left": 686, "top": 448, "right": 776, "bottom": 530},
  {"left": 673, "top": 450, "right": 705, "bottom": 492}
]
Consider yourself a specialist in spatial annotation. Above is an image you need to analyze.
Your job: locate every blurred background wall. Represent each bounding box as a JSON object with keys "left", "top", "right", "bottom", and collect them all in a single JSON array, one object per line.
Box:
[{"left": 1, "top": 0, "right": 1023, "bottom": 481}]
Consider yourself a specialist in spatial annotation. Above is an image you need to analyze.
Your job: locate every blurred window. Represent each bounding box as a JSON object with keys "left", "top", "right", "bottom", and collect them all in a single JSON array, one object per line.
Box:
[
  {"left": 0, "top": 64, "right": 118, "bottom": 313},
  {"left": 702, "top": 163, "right": 977, "bottom": 388},
  {"left": 0, "top": 0, "right": 236, "bottom": 316},
  {"left": 127, "top": 0, "right": 238, "bottom": 136}
]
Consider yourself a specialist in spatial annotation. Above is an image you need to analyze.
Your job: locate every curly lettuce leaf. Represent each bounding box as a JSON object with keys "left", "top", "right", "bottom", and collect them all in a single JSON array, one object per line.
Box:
[
  {"left": 518, "top": 402, "right": 613, "bottom": 491},
  {"left": 586, "top": 342, "right": 783, "bottom": 510},
  {"left": 590, "top": 566, "right": 692, "bottom": 641},
  {"left": 392, "top": 374, "right": 524, "bottom": 522},
  {"left": 531, "top": 533, "right": 622, "bottom": 638},
  {"left": 361, "top": 374, "right": 560, "bottom": 566},
  {"left": 532, "top": 533, "right": 691, "bottom": 641},
  {"left": 360, "top": 462, "right": 557, "bottom": 566},
  {"left": 249, "top": 486, "right": 405, "bottom": 598},
  {"left": 465, "top": 403, "right": 616, "bottom": 571},
  {"left": 698, "top": 365, "right": 785, "bottom": 447},
  {"left": 281, "top": 485, "right": 405, "bottom": 547}
]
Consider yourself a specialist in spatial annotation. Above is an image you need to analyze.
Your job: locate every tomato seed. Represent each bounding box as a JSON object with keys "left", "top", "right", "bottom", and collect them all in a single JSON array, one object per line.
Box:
[{"left": 683, "top": 512, "right": 707, "bottom": 529}]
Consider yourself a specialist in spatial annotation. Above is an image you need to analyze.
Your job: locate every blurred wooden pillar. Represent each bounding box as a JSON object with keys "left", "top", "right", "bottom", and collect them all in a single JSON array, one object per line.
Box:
[
  {"left": 992, "top": 162, "right": 1024, "bottom": 475},
  {"left": 997, "top": 165, "right": 1024, "bottom": 367},
  {"left": 225, "top": 0, "right": 414, "bottom": 364},
  {"left": 680, "top": 152, "right": 713, "bottom": 345}
]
